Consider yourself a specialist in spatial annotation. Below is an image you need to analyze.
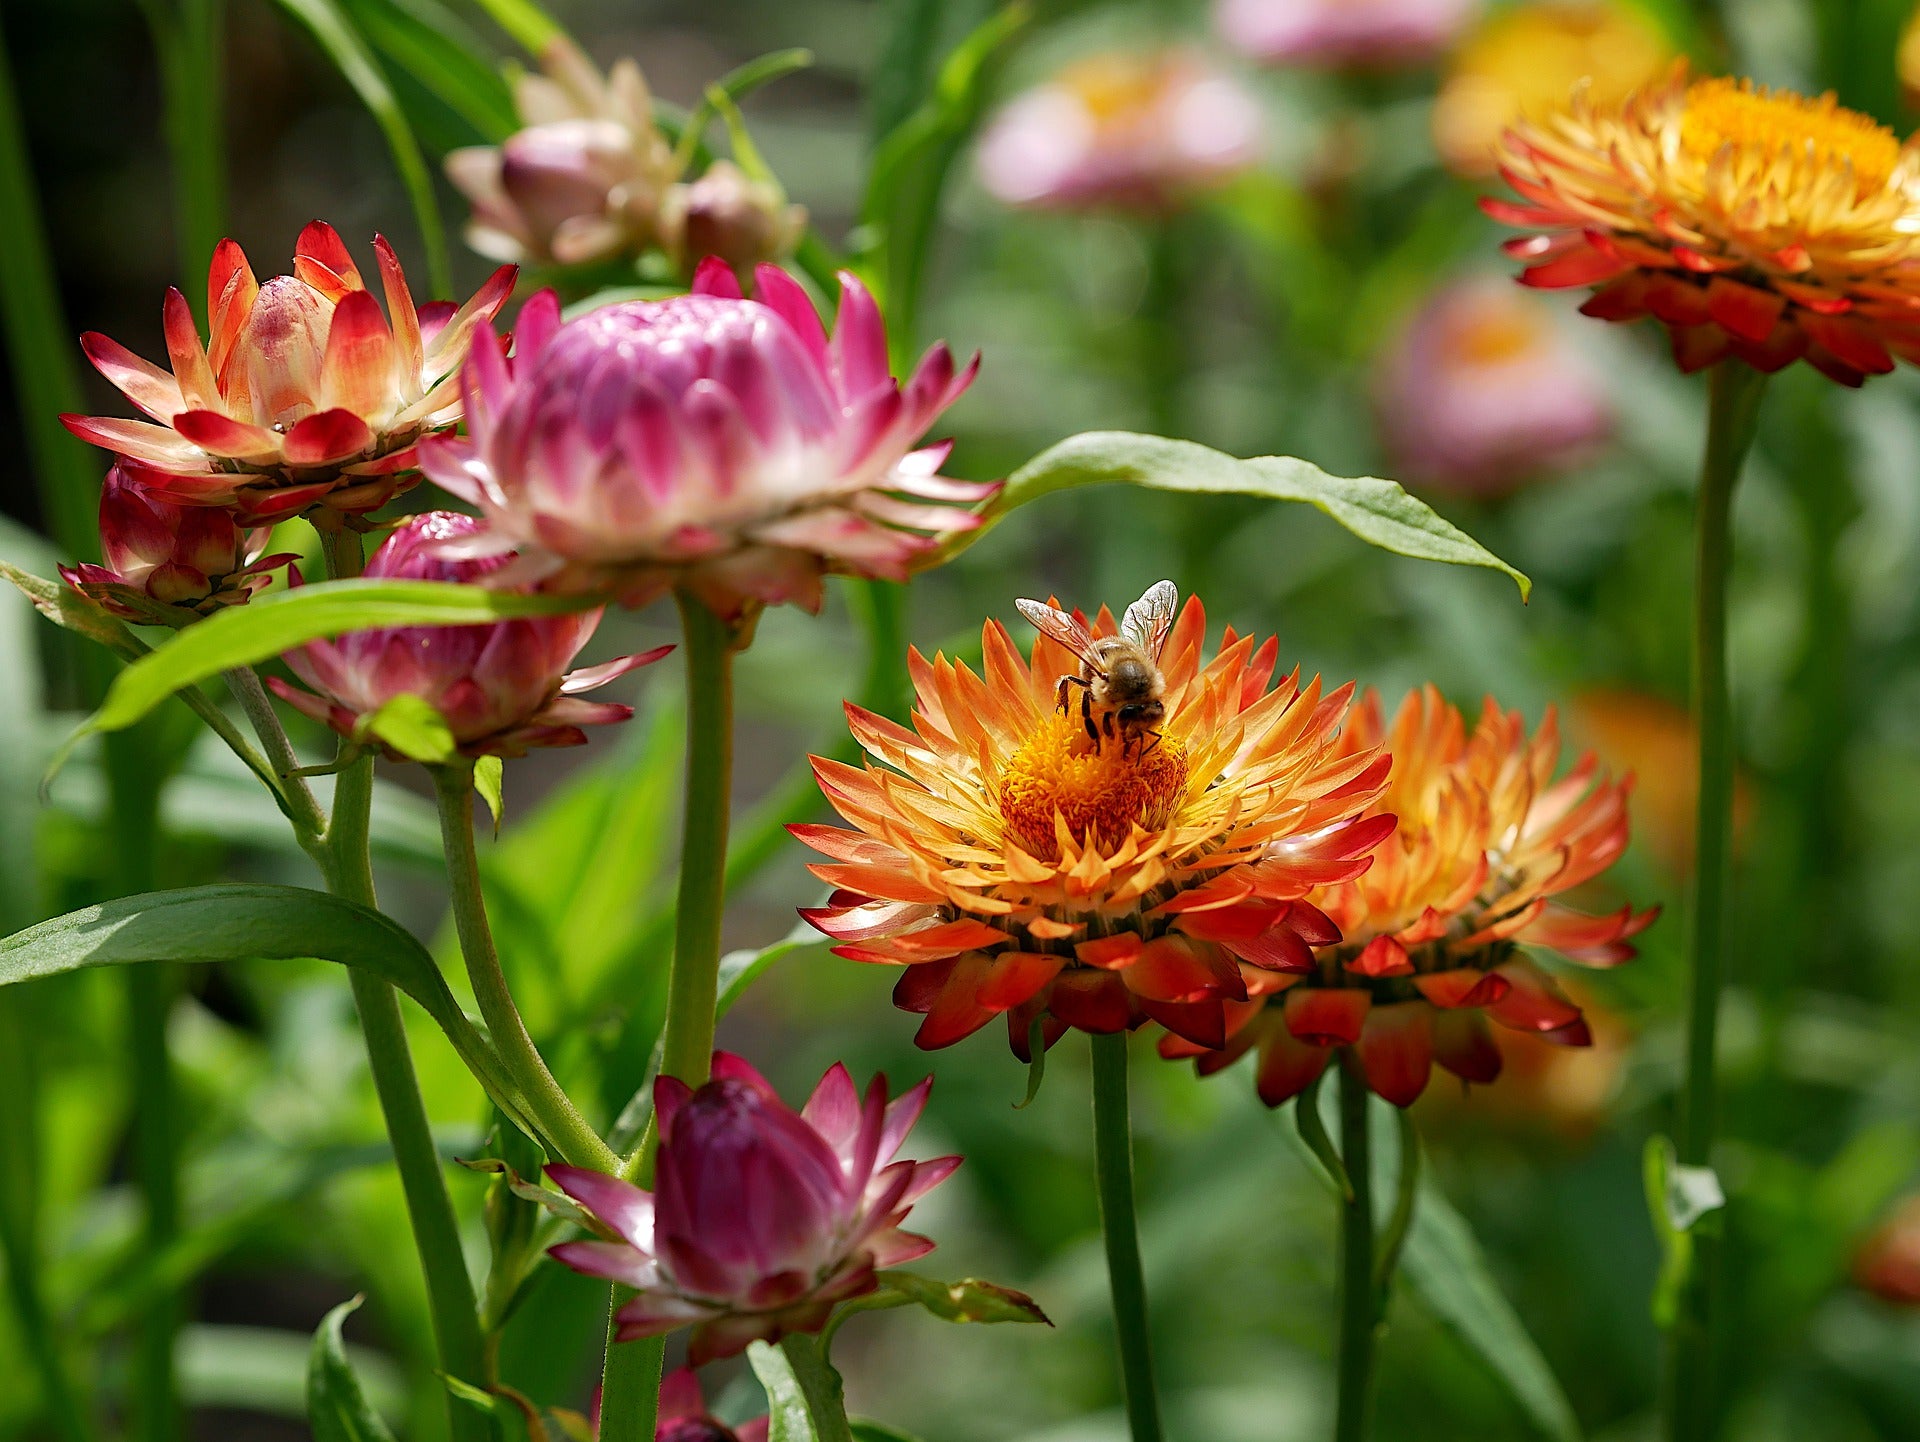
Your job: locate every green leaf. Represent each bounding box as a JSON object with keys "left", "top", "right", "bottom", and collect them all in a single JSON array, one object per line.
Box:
[
  {"left": 307, "top": 1297, "right": 400, "bottom": 1442},
  {"left": 358, "top": 694, "right": 457, "bottom": 763},
  {"left": 266, "top": 0, "right": 451, "bottom": 293},
  {"left": 0, "top": 884, "right": 537, "bottom": 1142},
  {"left": 467, "top": 0, "right": 563, "bottom": 54},
  {"left": 340, "top": 0, "right": 518, "bottom": 142},
  {"left": 1292, "top": 1072, "right": 1352, "bottom": 1203},
  {"left": 1, "top": 562, "right": 141, "bottom": 661},
  {"left": 933, "top": 431, "right": 1531, "bottom": 598},
  {"left": 875, "top": 1271, "right": 1051, "bottom": 1327},
  {"left": 749, "top": 1335, "right": 853, "bottom": 1442},
  {"left": 86, "top": 579, "right": 594, "bottom": 735},
  {"left": 672, "top": 48, "right": 815, "bottom": 173},
  {"left": 850, "top": 1426, "right": 925, "bottom": 1442},
  {"left": 1644, "top": 1134, "right": 1724, "bottom": 1330},
  {"left": 1400, "top": 1180, "right": 1582, "bottom": 1442},
  {"left": 474, "top": 754, "right": 505, "bottom": 831}
]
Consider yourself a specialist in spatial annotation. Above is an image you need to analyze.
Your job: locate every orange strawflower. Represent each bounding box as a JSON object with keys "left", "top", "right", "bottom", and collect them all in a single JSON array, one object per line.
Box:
[
  {"left": 1166, "top": 686, "right": 1656, "bottom": 1107},
  {"left": 1485, "top": 64, "right": 1920, "bottom": 385},
  {"left": 795, "top": 590, "right": 1394, "bottom": 1055}
]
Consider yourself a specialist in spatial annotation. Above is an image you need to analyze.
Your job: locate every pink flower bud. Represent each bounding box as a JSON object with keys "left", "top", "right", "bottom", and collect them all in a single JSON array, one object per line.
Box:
[
  {"left": 60, "top": 462, "right": 296, "bottom": 623},
  {"left": 419, "top": 268, "right": 993, "bottom": 619},
  {"left": 548, "top": 1052, "right": 960, "bottom": 1364},
  {"left": 266, "top": 510, "right": 668, "bottom": 757},
  {"left": 660, "top": 161, "right": 808, "bottom": 280}
]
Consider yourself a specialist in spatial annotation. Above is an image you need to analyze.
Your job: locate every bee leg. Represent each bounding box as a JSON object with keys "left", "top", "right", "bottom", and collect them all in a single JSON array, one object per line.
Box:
[
  {"left": 1055, "top": 676, "right": 1073, "bottom": 716},
  {"left": 1082, "top": 689, "right": 1099, "bottom": 744},
  {"left": 1141, "top": 729, "right": 1163, "bottom": 758}
]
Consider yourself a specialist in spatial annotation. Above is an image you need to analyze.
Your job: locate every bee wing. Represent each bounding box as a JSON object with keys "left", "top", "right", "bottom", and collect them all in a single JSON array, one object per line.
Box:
[
  {"left": 1120, "top": 580, "right": 1178, "bottom": 659},
  {"left": 1015, "top": 597, "right": 1097, "bottom": 662}
]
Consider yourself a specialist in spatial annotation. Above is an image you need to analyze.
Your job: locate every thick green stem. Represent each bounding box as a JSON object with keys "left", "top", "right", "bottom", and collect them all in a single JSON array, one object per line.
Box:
[
  {"left": 1090, "top": 1031, "right": 1163, "bottom": 1442},
  {"left": 1334, "top": 1056, "right": 1376, "bottom": 1442},
  {"left": 432, "top": 762, "right": 615, "bottom": 1171},
  {"left": 601, "top": 593, "right": 739, "bottom": 1442},
  {"left": 1664, "top": 360, "right": 1766, "bottom": 1442}
]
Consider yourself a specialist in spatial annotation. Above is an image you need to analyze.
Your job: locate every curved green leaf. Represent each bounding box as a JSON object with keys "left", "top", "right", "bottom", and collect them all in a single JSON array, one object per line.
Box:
[
  {"left": 0, "top": 885, "right": 535, "bottom": 1139},
  {"left": 307, "top": 1297, "right": 399, "bottom": 1442},
  {"left": 749, "top": 1335, "right": 851, "bottom": 1442},
  {"left": 87, "top": 580, "right": 595, "bottom": 735},
  {"left": 341, "top": 0, "right": 518, "bottom": 142},
  {"left": 267, "top": 0, "right": 451, "bottom": 293},
  {"left": 934, "top": 431, "right": 1530, "bottom": 599},
  {"left": 467, "top": 0, "right": 563, "bottom": 53},
  {"left": 1401, "top": 1179, "right": 1582, "bottom": 1442}
]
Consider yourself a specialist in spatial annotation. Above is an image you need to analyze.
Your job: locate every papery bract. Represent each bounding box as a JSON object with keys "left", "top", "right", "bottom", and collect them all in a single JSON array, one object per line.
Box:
[
  {"left": 660, "top": 160, "right": 807, "bottom": 280},
  {"left": 1375, "top": 277, "right": 1612, "bottom": 494},
  {"left": 419, "top": 264, "right": 990, "bottom": 619},
  {"left": 1216, "top": 0, "right": 1478, "bottom": 70},
  {"left": 1485, "top": 66, "right": 1920, "bottom": 385},
  {"left": 974, "top": 50, "right": 1261, "bottom": 213},
  {"left": 1433, "top": 0, "right": 1671, "bottom": 176},
  {"left": 60, "top": 223, "right": 512, "bottom": 525},
  {"left": 546, "top": 1052, "right": 959, "bottom": 1364},
  {"left": 1167, "top": 686, "right": 1655, "bottom": 1107},
  {"left": 796, "top": 592, "right": 1393, "bottom": 1055},
  {"left": 446, "top": 38, "right": 681, "bottom": 267},
  {"left": 59, "top": 461, "right": 296, "bottom": 622},
  {"left": 267, "top": 510, "right": 666, "bottom": 757}
]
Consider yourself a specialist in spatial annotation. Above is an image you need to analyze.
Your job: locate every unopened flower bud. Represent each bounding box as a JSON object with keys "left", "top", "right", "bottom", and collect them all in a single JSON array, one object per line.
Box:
[{"left": 660, "top": 161, "right": 807, "bottom": 279}]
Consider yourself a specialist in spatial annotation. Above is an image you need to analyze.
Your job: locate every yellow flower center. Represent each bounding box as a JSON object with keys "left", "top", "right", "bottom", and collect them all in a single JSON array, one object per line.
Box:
[
  {"left": 1445, "top": 297, "right": 1543, "bottom": 365},
  {"left": 998, "top": 712, "right": 1188, "bottom": 860},
  {"left": 1678, "top": 78, "right": 1901, "bottom": 197},
  {"left": 1060, "top": 55, "right": 1167, "bottom": 125}
]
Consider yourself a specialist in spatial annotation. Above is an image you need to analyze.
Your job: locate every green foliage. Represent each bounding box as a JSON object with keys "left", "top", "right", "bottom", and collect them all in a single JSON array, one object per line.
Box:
[{"left": 306, "top": 1297, "right": 399, "bottom": 1442}]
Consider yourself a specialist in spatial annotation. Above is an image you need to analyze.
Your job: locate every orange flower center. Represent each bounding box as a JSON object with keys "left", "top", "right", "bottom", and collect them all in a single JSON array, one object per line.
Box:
[
  {"left": 1445, "top": 298, "right": 1544, "bottom": 365},
  {"left": 998, "top": 712, "right": 1188, "bottom": 860},
  {"left": 1060, "top": 55, "right": 1167, "bottom": 125},
  {"left": 1678, "top": 78, "right": 1901, "bottom": 196}
]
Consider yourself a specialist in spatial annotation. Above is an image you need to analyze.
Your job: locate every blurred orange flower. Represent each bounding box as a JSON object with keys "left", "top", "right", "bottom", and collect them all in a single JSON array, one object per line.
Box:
[
  {"left": 1486, "top": 65, "right": 1920, "bottom": 384},
  {"left": 1855, "top": 1195, "right": 1920, "bottom": 1306},
  {"left": 797, "top": 593, "right": 1392, "bottom": 1055},
  {"left": 1569, "top": 690, "right": 1753, "bottom": 874},
  {"left": 1434, "top": 1, "right": 1671, "bottom": 176}
]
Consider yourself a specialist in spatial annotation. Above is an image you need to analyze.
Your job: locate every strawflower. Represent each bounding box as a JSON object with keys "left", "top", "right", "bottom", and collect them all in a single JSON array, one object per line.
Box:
[
  {"left": 974, "top": 49, "right": 1262, "bottom": 212},
  {"left": 546, "top": 1052, "right": 959, "bottom": 1363},
  {"left": 1216, "top": 0, "right": 1478, "bottom": 70},
  {"left": 1486, "top": 65, "right": 1920, "bottom": 384},
  {"left": 446, "top": 38, "right": 680, "bottom": 268},
  {"left": 59, "top": 461, "right": 296, "bottom": 623},
  {"left": 268, "top": 511, "right": 666, "bottom": 757},
  {"left": 1166, "top": 686, "right": 1655, "bottom": 1106},
  {"left": 419, "top": 262, "right": 988, "bottom": 618},
  {"left": 796, "top": 588, "right": 1393, "bottom": 1055},
  {"left": 1854, "top": 1196, "right": 1920, "bottom": 1307},
  {"left": 1433, "top": 0, "right": 1671, "bottom": 176},
  {"left": 588, "top": 1367, "right": 769, "bottom": 1442},
  {"left": 660, "top": 159, "right": 808, "bottom": 281},
  {"left": 1375, "top": 276, "right": 1612, "bottom": 493},
  {"left": 60, "top": 223, "right": 512, "bottom": 526}
]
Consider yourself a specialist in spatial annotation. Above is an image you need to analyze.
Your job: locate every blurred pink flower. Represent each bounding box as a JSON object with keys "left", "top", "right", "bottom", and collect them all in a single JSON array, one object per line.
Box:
[
  {"left": 546, "top": 1051, "right": 960, "bottom": 1364},
  {"left": 1216, "top": 0, "right": 1480, "bottom": 70},
  {"left": 61, "top": 223, "right": 513, "bottom": 526},
  {"left": 419, "top": 263, "right": 989, "bottom": 619},
  {"left": 60, "top": 461, "right": 296, "bottom": 623},
  {"left": 445, "top": 39, "right": 681, "bottom": 267},
  {"left": 660, "top": 160, "right": 808, "bottom": 281},
  {"left": 974, "top": 50, "right": 1262, "bottom": 212},
  {"left": 1374, "top": 277, "right": 1612, "bottom": 494},
  {"left": 267, "top": 511, "right": 665, "bottom": 757}
]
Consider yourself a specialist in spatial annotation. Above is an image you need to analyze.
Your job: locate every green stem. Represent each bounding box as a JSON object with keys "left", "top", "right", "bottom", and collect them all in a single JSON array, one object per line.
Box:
[
  {"left": 315, "top": 531, "right": 492, "bottom": 1441},
  {"left": 1090, "top": 1030, "right": 1163, "bottom": 1442},
  {"left": 1334, "top": 1056, "right": 1376, "bottom": 1442},
  {"left": 431, "top": 761, "right": 615, "bottom": 1171},
  {"left": 224, "top": 666, "right": 327, "bottom": 841},
  {"left": 600, "top": 594, "right": 739, "bottom": 1442},
  {"left": 1664, "top": 360, "right": 1767, "bottom": 1442}
]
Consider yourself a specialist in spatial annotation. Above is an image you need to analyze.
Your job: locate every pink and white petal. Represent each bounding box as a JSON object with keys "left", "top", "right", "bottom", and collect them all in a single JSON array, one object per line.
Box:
[
  {"left": 172, "top": 409, "right": 285, "bottom": 463},
  {"left": 372, "top": 235, "right": 425, "bottom": 382},
  {"left": 294, "top": 220, "right": 366, "bottom": 298},
  {"left": 828, "top": 271, "right": 891, "bottom": 402},
  {"left": 547, "top": 1238, "right": 658, "bottom": 1289},
  {"left": 281, "top": 409, "right": 374, "bottom": 466},
  {"left": 801, "top": 1063, "right": 862, "bottom": 1158},
  {"left": 557, "top": 643, "right": 674, "bottom": 694},
  {"left": 320, "top": 288, "right": 397, "bottom": 417},
  {"left": 60, "top": 414, "right": 211, "bottom": 469},
  {"left": 752, "top": 264, "right": 830, "bottom": 369},
  {"left": 80, "top": 333, "right": 185, "bottom": 421},
  {"left": 545, "top": 1163, "right": 656, "bottom": 1246}
]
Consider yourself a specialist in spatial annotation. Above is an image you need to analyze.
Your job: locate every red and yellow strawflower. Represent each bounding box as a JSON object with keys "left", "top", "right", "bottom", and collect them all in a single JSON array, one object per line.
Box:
[
  {"left": 1485, "top": 64, "right": 1920, "bottom": 385},
  {"left": 795, "top": 594, "right": 1394, "bottom": 1055},
  {"left": 1166, "top": 686, "right": 1656, "bottom": 1107}
]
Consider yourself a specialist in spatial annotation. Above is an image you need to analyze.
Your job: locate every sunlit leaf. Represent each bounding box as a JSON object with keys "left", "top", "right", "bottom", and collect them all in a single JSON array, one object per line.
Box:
[
  {"left": 467, "top": 0, "right": 563, "bottom": 54},
  {"left": 932, "top": 431, "right": 1530, "bottom": 598},
  {"left": 307, "top": 1297, "right": 399, "bottom": 1442},
  {"left": 876, "top": 1272, "right": 1051, "bottom": 1327},
  {"left": 85, "top": 579, "right": 592, "bottom": 735},
  {"left": 474, "top": 754, "right": 505, "bottom": 831},
  {"left": 359, "top": 694, "right": 457, "bottom": 764},
  {"left": 749, "top": 1335, "right": 851, "bottom": 1442},
  {"left": 340, "top": 0, "right": 518, "bottom": 141}
]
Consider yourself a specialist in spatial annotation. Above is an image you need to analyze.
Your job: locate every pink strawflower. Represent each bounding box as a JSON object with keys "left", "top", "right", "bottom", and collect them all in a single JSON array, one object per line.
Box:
[
  {"left": 1216, "top": 0, "right": 1480, "bottom": 70},
  {"left": 59, "top": 461, "right": 296, "bottom": 623},
  {"left": 419, "top": 263, "right": 990, "bottom": 618},
  {"left": 974, "top": 50, "right": 1262, "bottom": 212},
  {"left": 60, "top": 223, "right": 513, "bottom": 527},
  {"left": 546, "top": 1052, "right": 961, "bottom": 1364},
  {"left": 267, "top": 511, "right": 666, "bottom": 757},
  {"left": 590, "top": 1368, "right": 769, "bottom": 1442},
  {"left": 1374, "top": 277, "right": 1612, "bottom": 494}
]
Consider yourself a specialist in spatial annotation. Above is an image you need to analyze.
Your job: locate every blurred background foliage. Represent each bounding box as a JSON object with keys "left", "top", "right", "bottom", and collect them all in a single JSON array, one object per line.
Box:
[{"left": 5, "top": 0, "right": 1920, "bottom": 1439}]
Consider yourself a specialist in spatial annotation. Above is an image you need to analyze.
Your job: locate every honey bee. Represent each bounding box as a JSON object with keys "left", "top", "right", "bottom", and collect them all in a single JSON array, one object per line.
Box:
[{"left": 1016, "top": 580, "right": 1177, "bottom": 754}]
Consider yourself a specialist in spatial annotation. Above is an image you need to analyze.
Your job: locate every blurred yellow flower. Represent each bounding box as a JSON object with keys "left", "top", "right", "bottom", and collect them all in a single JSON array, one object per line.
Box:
[{"left": 1434, "top": 1, "right": 1672, "bottom": 176}]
